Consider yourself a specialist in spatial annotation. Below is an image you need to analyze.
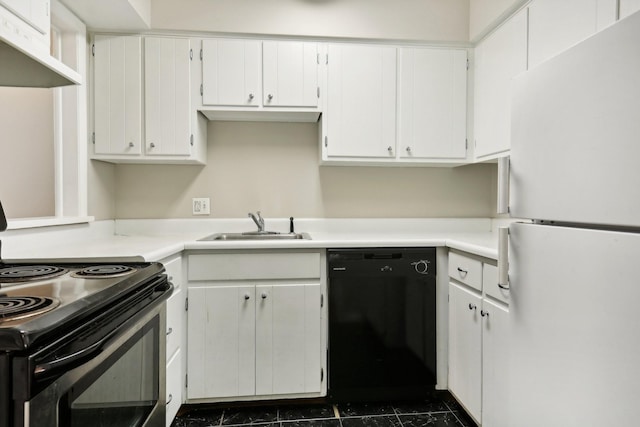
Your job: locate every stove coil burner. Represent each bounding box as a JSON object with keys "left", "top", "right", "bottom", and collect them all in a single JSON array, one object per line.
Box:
[
  {"left": 73, "top": 265, "right": 137, "bottom": 279},
  {"left": 0, "top": 296, "right": 60, "bottom": 322},
  {"left": 0, "top": 265, "right": 67, "bottom": 283}
]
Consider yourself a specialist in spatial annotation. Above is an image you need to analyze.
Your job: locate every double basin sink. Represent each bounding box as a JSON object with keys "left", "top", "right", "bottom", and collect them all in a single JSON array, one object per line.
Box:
[{"left": 199, "top": 231, "right": 311, "bottom": 241}]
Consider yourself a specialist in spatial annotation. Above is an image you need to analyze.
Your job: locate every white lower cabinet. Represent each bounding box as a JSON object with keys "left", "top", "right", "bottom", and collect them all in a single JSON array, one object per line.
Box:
[
  {"left": 186, "top": 251, "right": 326, "bottom": 403},
  {"left": 448, "top": 251, "right": 509, "bottom": 426},
  {"left": 166, "top": 350, "right": 183, "bottom": 427}
]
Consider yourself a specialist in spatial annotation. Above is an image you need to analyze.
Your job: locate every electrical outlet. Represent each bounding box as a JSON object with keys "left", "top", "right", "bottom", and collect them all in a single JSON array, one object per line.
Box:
[{"left": 192, "top": 198, "right": 210, "bottom": 215}]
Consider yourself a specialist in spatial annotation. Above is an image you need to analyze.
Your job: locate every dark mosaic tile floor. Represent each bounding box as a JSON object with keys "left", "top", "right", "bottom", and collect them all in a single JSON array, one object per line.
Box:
[{"left": 171, "top": 392, "right": 477, "bottom": 427}]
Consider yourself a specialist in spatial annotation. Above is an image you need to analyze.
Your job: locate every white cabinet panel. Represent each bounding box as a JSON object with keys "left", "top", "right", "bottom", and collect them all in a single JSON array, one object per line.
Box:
[
  {"left": 255, "top": 284, "right": 321, "bottom": 396},
  {"left": 481, "top": 299, "right": 509, "bottom": 427},
  {"left": 94, "top": 35, "right": 142, "bottom": 155},
  {"left": 202, "top": 38, "right": 261, "bottom": 107},
  {"left": 263, "top": 41, "right": 318, "bottom": 107},
  {"left": 187, "top": 286, "right": 256, "bottom": 399},
  {"left": 398, "top": 48, "right": 467, "bottom": 160},
  {"left": 325, "top": 44, "right": 396, "bottom": 158},
  {"left": 165, "top": 287, "right": 182, "bottom": 362},
  {"left": 144, "top": 37, "right": 191, "bottom": 156},
  {"left": 448, "top": 282, "right": 482, "bottom": 422},
  {"left": 473, "top": 8, "right": 527, "bottom": 159},
  {"left": 528, "top": 0, "right": 616, "bottom": 68},
  {"left": 620, "top": 0, "right": 640, "bottom": 18},
  {"left": 166, "top": 350, "right": 182, "bottom": 427}
]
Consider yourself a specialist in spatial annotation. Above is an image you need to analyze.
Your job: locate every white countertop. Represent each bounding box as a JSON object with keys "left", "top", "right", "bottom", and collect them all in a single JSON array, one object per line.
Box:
[{"left": 1, "top": 218, "right": 504, "bottom": 262}]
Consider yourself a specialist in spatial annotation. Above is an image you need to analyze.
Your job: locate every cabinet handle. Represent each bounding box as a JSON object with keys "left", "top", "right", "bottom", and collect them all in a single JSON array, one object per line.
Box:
[
  {"left": 166, "top": 327, "right": 173, "bottom": 336},
  {"left": 166, "top": 394, "right": 173, "bottom": 405},
  {"left": 244, "top": 293, "right": 250, "bottom": 300},
  {"left": 387, "top": 146, "right": 393, "bottom": 155},
  {"left": 457, "top": 267, "right": 468, "bottom": 275},
  {"left": 248, "top": 93, "right": 254, "bottom": 101},
  {"left": 150, "top": 142, "right": 155, "bottom": 148},
  {"left": 128, "top": 142, "right": 134, "bottom": 148},
  {"left": 481, "top": 310, "right": 489, "bottom": 317},
  {"left": 261, "top": 292, "right": 268, "bottom": 299},
  {"left": 468, "top": 303, "right": 477, "bottom": 311},
  {"left": 406, "top": 146, "right": 412, "bottom": 153},
  {"left": 267, "top": 94, "right": 273, "bottom": 101}
]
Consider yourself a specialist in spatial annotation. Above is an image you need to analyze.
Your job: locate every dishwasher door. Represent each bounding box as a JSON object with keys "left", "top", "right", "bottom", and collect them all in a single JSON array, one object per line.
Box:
[{"left": 328, "top": 248, "right": 437, "bottom": 402}]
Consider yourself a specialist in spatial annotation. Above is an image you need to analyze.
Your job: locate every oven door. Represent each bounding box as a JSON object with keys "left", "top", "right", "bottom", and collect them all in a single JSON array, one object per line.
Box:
[{"left": 14, "top": 282, "right": 169, "bottom": 427}]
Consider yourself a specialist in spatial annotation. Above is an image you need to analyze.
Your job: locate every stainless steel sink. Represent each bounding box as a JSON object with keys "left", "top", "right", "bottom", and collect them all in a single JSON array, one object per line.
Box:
[{"left": 198, "top": 232, "right": 311, "bottom": 241}]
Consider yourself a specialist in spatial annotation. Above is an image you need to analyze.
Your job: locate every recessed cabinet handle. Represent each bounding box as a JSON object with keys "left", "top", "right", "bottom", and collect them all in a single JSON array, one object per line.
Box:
[{"left": 468, "top": 303, "right": 477, "bottom": 311}]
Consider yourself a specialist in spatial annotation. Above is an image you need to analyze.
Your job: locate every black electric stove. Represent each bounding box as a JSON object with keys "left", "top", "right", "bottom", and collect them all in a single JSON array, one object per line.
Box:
[{"left": 0, "top": 201, "right": 171, "bottom": 427}]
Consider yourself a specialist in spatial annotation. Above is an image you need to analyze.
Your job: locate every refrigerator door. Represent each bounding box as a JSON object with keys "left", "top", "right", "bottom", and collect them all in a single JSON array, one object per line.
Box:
[
  {"left": 508, "top": 222, "right": 640, "bottom": 426},
  {"left": 510, "top": 11, "right": 640, "bottom": 227}
]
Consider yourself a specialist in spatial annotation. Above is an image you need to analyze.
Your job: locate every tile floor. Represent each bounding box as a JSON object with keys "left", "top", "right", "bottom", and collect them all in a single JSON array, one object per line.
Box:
[{"left": 171, "top": 392, "right": 477, "bottom": 427}]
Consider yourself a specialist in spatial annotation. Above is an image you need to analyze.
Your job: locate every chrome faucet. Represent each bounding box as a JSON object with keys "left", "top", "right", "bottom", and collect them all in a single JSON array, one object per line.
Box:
[{"left": 248, "top": 211, "right": 265, "bottom": 232}]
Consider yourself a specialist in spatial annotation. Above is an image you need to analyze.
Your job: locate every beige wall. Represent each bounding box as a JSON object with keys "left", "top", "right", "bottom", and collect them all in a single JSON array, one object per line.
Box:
[
  {"left": 113, "top": 121, "right": 495, "bottom": 219},
  {"left": 88, "top": 160, "right": 116, "bottom": 220},
  {"left": 0, "top": 88, "right": 55, "bottom": 219},
  {"left": 151, "top": 0, "right": 470, "bottom": 43}
]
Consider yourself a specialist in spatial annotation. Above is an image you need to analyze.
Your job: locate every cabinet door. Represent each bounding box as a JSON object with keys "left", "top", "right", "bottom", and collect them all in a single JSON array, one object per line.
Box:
[
  {"left": 255, "top": 283, "right": 321, "bottom": 396},
  {"left": 202, "top": 38, "right": 261, "bottom": 106},
  {"left": 28, "top": 0, "right": 48, "bottom": 34},
  {"left": 263, "top": 41, "right": 318, "bottom": 107},
  {"left": 326, "top": 44, "right": 396, "bottom": 158},
  {"left": 187, "top": 286, "right": 256, "bottom": 399},
  {"left": 144, "top": 37, "right": 191, "bottom": 156},
  {"left": 166, "top": 350, "right": 182, "bottom": 427},
  {"left": 398, "top": 48, "right": 467, "bottom": 160},
  {"left": 482, "top": 299, "right": 509, "bottom": 427},
  {"left": 473, "top": 8, "right": 527, "bottom": 159},
  {"left": 94, "top": 35, "right": 142, "bottom": 155},
  {"left": 528, "top": 0, "right": 617, "bottom": 69},
  {"left": 620, "top": 0, "right": 640, "bottom": 18},
  {"left": 448, "top": 282, "right": 482, "bottom": 422}
]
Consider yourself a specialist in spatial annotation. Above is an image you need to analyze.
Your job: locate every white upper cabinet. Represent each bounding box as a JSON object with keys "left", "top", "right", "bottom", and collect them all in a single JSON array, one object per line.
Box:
[
  {"left": 201, "top": 38, "right": 261, "bottom": 107},
  {"left": 324, "top": 43, "right": 397, "bottom": 159},
  {"left": 620, "top": 0, "right": 640, "bottom": 18},
  {"left": 0, "top": 0, "right": 49, "bottom": 34},
  {"left": 398, "top": 47, "right": 468, "bottom": 161},
  {"left": 144, "top": 37, "right": 191, "bottom": 156},
  {"left": 263, "top": 41, "right": 319, "bottom": 108},
  {"left": 94, "top": 35, "right": 143, "bottom": 156},
  {"left": 528, "top": 0, "right": 617, "bottom": 69},
  {"left": 473, "top": 8, "right": 528, "bottom": 159}
]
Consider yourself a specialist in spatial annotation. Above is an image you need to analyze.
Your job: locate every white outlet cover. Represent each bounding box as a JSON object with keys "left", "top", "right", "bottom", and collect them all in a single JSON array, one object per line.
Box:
[{"left": 192, "top": 198, "right": 210, "bottom": 215}]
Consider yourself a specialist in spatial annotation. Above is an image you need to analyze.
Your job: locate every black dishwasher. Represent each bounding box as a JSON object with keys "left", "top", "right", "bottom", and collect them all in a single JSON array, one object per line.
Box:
[{"left": 328, "top": 248, "right": 437, "bottom": 402}]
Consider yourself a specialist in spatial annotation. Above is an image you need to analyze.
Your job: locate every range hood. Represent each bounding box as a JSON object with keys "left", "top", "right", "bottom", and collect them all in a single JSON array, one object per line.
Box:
[{"left": 0, "top": 25, "right": 80, "bottom": 88}]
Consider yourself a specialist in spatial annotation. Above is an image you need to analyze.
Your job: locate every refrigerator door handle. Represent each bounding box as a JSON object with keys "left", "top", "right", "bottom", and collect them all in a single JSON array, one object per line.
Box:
[
  {"left": 498, "top": 226, "right": 509, "bottom": 290},
  {"left": 497, "top": 156, "right": 510, "bottom": 215}
]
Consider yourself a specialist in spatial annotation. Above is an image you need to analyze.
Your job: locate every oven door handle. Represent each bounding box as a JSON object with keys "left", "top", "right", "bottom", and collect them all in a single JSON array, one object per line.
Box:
[{"left": 33, "top": 327, "right": 120, "bottom": 379}]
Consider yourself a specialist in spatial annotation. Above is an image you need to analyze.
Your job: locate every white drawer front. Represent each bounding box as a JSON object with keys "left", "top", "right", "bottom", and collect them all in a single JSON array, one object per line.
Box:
[
  {"left": 166, "top": 350, "right": 182, "bottom": 427},
  {"left": 449, "top": 251, "right": 483, "bottom": 291},
  {"left": 483, "top": 263, "right": 509, "bottom": 305},
  {"left": 188, "top": 252, "right": 321, "bottom": 281},
  {"left": 166, "top": 288, "right": 182, "bottom": 361},
  {"left": 162, "top": 256, "right": 183, "bottom": 291}
]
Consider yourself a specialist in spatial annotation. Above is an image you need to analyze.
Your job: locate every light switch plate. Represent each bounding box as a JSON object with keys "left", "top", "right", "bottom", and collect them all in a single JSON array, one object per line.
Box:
[{"left": 192, "top": 198, "right": 210, "bottom": 215}]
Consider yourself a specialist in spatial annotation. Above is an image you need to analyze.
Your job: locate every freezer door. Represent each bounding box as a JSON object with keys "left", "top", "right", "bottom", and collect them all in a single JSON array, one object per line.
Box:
[
  {"left": 510, "top": 11, "right": 640, "bottom": 227},
  {"left": 508, "top": 222, "right": 640, "bottom": 426}
]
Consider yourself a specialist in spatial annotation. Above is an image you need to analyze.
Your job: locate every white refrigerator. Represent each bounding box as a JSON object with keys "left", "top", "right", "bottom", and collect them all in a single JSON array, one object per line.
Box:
[{"left": 505, "top": 10, "right": 640, "bottom": 426}]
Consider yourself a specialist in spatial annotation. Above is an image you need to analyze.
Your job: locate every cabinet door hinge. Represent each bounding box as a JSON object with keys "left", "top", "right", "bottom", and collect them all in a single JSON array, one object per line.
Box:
[
  {"left": 320, "top": 294, "right": 324, "bottom": 308},
  {"left": 91, "top": 44, "right": 95, "bottom": 57},
  {"left": 466, "top": 58, "right": 469, "bottom": 70},
  {"left": 317, "top": 53, "right": 320, "bottom": 65},
  {"left": 321, "top": 368, "right": 324, "bottom": 382},
  {"left": 92, "top": 132, "right": 95, "bottom": 144},
  {"left": 190, "top": 134, "right": 194, "bottom": 146},
  {"left": 185, "top": 374, "right": 188, "bottom": 388},
  {"left": 185, "top": 297, "right": 189, "bottom": 311},
  {"left": 317, "top": 87, "right": 320, "bottom": 99},
  {"left": 324, "top": 136, "right": 328, "bottom": 148},
  {"left": 465, "top": 138, "right": 468, "bottom": 150},
  {"left": 325, "top": 53, "right": 328, "bottom": 65},
  {"left": 200, "top": 84, "right": 203, "bottom": 96},
  {"left": 200, "top": 49, "right": 203, "bottom": 61},
  {"left": 190, "top": 49, "right": 193, "bottom": 61}
]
